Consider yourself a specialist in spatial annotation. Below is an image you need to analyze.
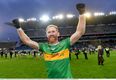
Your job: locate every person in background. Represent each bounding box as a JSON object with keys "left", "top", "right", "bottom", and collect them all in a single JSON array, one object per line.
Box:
[{"left": 97, "top": 45, "right": 104, "bottom": 65}]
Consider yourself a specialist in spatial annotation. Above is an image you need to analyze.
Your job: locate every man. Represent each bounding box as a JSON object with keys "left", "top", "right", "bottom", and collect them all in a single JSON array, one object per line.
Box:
[
  {"left": 0, "top": 49, "right": 4, "bottom": 58},
  {"left": 82, "top": 48, "right": 88, "bottom": 60},
  {"left": 12, "top": 3, "right": 86, "bottom": 78},
  {"left": 69, "top": 47, "right": 73, "bottom": 60},
  {"left": 75, "top": 48, "right": 81, "bottom": 59},
  {"left": 105, "top": 47, "right": 110, "bottom": 57},
  {"left": 97, "top": 45, "right": 104, "bottom": 65},
  {"left": 4, "top": 48, "right": 8, "bottom": 58},
  {"left": 9, "top": 48, "right": 13, "bottom": 58}
]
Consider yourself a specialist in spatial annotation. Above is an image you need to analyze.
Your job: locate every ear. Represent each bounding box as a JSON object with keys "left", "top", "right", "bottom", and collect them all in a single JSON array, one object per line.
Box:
[{"left": 58, "top": 32, "right": 60, "bottom": 37}]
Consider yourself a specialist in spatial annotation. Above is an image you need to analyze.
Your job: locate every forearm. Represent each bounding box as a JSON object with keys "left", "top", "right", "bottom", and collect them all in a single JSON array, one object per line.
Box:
[
  {"left": 17, "top": 28, "right": 31, "bottom": 44},
  {"left": 12, "top": 19, "right": 39, "bottom": 50},
  {"left": 70, "top": 14, "right": 86, "bottom": 45},
  {"left": 76, "top": 14, "right": 86, "bottom": 35},
  {"left": 17, "top": 28, "right": 39, "bottom": 50}
]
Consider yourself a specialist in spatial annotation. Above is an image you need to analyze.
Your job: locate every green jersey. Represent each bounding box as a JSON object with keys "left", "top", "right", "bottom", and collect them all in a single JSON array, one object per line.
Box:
[{"left": 39, "top": 37, "right": 72, "bottom": 78}]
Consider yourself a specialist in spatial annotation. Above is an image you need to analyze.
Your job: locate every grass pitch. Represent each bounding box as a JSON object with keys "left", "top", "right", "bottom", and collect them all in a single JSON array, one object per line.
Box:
[{"left": 0, "top": 50, "right": 116, "bottom": 78}]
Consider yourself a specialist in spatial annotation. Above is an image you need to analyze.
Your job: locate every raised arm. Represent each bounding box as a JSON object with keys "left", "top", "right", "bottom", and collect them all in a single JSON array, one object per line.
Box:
[
  {"left": 70, "top": 3, "right": 86, "bottom": 45},
  {"left": 12, "top": 19, "right": 39, "bottom": 50}
]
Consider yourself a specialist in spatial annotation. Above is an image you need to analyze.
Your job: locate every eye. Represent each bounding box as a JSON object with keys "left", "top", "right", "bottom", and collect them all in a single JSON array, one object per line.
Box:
[
  {"left": 52, "top": 31, "right": 55, "bottom": 33},
  {"left": 48, "top": 31, "right": 51, "bottom": 33}
]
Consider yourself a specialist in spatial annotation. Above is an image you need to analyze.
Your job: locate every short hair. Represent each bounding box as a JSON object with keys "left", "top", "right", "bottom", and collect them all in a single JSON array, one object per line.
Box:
[
  {"left": 46, "top": 24, "right": 59, "bottom": 32},
  {"left": 98, "top": 45, "right": 102, "bottom": 49}
]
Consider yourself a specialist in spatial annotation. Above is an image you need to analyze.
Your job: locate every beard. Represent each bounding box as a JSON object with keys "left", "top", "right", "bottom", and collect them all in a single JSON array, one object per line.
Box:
[{"left": 48, "top": 35, "right": 58, "bottom": 43}]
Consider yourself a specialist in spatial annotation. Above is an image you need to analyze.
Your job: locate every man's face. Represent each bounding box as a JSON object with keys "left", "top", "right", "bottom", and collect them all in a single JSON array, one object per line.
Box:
[{"left": 46, "top": 27, "right": 59, "bottom": 43}]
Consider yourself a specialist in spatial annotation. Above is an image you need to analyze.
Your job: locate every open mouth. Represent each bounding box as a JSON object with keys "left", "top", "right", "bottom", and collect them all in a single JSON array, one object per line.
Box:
[{"left": 48, "top": 35, "right": 57, "bottom": 43}]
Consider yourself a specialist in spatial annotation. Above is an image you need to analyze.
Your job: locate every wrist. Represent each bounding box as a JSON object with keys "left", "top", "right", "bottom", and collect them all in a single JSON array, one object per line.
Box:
[
  {"left": 79, "top": 14, "right": 86, "bottom": 18},
  {"left": 79, "top": 14, "right": 85, "bottom": 16},
  {"left": 17, "top": 27, "right": 22, "bottom": 30}
]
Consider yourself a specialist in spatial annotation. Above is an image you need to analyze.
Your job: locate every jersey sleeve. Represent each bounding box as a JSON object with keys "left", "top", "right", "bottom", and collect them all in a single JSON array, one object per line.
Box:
[{"left": 61, "top": 37, "right": 71, "bottom": 48}]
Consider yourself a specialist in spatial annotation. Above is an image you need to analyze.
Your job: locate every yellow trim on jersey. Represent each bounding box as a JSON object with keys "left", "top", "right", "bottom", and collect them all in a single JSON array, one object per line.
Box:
[{"left": 44, "top": 49, "right": 69, "bottom": 61}]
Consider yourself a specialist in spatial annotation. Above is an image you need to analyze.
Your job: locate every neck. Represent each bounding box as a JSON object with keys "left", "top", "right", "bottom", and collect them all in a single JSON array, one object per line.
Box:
[{"left": 49, "top": 40, "right": 59, "bottom": 45}]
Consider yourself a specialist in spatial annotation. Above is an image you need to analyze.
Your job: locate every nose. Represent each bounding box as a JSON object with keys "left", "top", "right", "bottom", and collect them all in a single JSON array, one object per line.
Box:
[
  {"left": 47, "top": 33, "right": 53, "bottom": 37},
  {"left": 50, "top": 31, "right": 55, "bottom": 35}
]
